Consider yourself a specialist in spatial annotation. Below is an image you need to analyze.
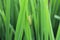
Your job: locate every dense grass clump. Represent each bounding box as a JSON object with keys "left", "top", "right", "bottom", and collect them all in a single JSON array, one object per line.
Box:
[{"left": 0, "top": 0, "right": 60, "bottom": 40}]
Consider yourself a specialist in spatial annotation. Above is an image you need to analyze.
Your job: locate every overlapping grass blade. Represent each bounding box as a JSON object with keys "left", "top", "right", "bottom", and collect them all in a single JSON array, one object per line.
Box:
[
  {"left": 30, "top": 0, "right": 40, "bottom": 40},
  {"left": 40, "top": 0, "right": 54, "bottom": 40},
  {"left": 25, "top": 0, "right": 32, "bottom": 40},
  {"left": 50, "top": 0, "right": 60, "bottom": 38},
  {"left": 0, "top": 0, "right": 3, "bottom": 10},
  {"left": 5, "top": 0, "right": 11, "bottom": 40},
  {"left": 15, "top": 0, "right": 26, "bottom": 40},
  {"left": 56, "top": 23, "right": 60, "bottom": 40},
  {"left": 0, "top": 10, "right": 15, "bottom": 34}
]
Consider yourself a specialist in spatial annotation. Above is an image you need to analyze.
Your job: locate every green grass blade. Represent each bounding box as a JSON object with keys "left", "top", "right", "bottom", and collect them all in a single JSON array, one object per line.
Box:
[
  {"left": 56, "top": 23, "right": 60, "bottom": 40},
  {"left": 15, "top": 0, "right": 26, "bottom": 40},
  {"left": 30, "top": 0, "right": 40, "bottom": 40},
  {"left": 40, "top": 0, "right": 54, "bottom": 40},
  {"left": 25, "top": 0, "right": 32, "bottom": 40},
  {"left": 0, "top": 10, "right": 15, "bottom": 34}
]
